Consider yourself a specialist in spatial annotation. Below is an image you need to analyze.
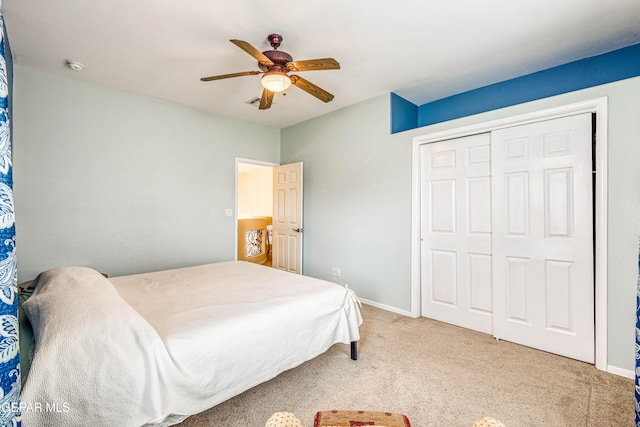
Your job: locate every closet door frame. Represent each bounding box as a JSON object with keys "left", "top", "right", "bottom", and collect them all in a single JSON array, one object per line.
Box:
[{"left": 410, "top": 97, "right": 608, "bottom": 371}]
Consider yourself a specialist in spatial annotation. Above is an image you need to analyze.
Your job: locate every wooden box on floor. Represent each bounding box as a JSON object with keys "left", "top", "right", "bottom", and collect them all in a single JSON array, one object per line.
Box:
[{"left": 314, "top": 410, "right": 411, "bottom": 427}]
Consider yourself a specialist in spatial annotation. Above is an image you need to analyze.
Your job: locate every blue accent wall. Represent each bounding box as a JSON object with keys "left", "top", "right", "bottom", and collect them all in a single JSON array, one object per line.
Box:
[
  {"left": 390, "top": 42, "right": 640, "bottom": 133},
  {"left": 390, "top": 92, "right": 418, "bottom": 133}
]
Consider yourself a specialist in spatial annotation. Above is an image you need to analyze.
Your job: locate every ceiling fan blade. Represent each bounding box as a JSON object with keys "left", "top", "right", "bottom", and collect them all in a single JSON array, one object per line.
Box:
[
  {"left": 200, "top": 71, "right": 261, "bottom": 81},
  {"left": 286, "top": 58, "right": 340, "bottom": 72},
  {"left": 230, "top": 39, "right": 274, "bottom": 67},
  {"left": 259, "top": 88, "right": 274, "bottom": 110},
  {"left": 290, "top": 75, "right": 334, "bottom": 103}
]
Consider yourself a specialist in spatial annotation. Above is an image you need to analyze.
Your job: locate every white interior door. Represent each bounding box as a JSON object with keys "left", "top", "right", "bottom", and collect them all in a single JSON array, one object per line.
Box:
[
  {"left": 272, "top": 162, "right": 303, "bottom": 274},
  {"left": 491, "top": 113, "right": 594, "bottom": 363},
  {"left": 420, "top": 133, "right": 493, "bottom": 334}
]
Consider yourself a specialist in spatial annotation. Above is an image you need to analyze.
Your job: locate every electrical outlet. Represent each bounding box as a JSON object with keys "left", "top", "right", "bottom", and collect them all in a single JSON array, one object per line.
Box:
[{"left": 331, "top": 267, "right": 341, "bottom": 277}]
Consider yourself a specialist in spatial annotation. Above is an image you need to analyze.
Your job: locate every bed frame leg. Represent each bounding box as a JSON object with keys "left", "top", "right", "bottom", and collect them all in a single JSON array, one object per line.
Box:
[{"left": 350, "top": 341, "right": 358, "bottom": 361}]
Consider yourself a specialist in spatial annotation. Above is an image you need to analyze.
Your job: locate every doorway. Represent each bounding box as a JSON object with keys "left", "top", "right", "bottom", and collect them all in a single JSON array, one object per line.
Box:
[
  {"left": 235, "top": 159, "right": 305, "bottom": 274},
  {"left": 236, "top": 160, "right": 276, "bottom": 267},
  {"left": 411, "top": 97, "right": 609, "bottom": 370}
]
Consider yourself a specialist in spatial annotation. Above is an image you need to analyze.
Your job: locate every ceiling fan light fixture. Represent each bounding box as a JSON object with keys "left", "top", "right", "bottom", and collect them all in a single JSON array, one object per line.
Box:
[{"left": 261, "top": 70, "right": 291, "bottom": 93}]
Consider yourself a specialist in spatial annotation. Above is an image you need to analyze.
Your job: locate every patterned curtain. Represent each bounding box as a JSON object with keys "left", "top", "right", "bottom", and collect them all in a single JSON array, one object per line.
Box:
[
  {"left": 0, "top": 5, "right": 20, "bottom": 426},
  {"left": 636, "top": 236, "right": 640, "bottom": 426}
]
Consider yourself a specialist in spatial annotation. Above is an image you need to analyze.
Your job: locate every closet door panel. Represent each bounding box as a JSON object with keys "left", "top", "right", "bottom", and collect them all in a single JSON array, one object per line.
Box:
[
  {"left": 420, "top": 133, "right": 492, "bottom": 334},
  {"left": 491, "top": 113, "right": 594, "bottom": 363}
]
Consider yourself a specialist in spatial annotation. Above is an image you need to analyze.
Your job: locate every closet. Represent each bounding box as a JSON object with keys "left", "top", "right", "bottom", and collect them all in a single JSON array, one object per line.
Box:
[{"left": 419, "top": 113, "right": 594, "bottom": 363}]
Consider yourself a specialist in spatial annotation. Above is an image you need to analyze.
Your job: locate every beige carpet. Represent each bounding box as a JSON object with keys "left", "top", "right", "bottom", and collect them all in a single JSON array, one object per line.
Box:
[{"left": 179, "top": 304, "right": 633, "bottom": 426}]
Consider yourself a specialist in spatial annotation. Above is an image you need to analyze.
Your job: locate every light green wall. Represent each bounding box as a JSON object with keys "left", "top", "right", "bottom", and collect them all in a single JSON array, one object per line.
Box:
[
  {"left": 281, "top": 76, "right": 640, "bottom": 373},
  {"left": 13, "top": 66, "right": 280, "bottom": 282},
  {"left": 13, "top": 64, "right": 640, "bottom": 373},
  {"left": 281, "top": 98, "right": 413, "bottom": 311}
]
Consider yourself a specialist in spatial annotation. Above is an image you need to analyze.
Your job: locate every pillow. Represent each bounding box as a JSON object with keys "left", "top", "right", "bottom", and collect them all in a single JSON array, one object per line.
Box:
[{"left": 17, "top": 272, "right": 107, "bottom": 386}]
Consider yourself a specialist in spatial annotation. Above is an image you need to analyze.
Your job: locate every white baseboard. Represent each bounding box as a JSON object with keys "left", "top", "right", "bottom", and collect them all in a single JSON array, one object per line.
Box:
[
  {"left": 607, "top": 365, "right": 634, "bottom": 380},
  {"left": 359, "top": 298, "right": 415, "bottom": 317}
]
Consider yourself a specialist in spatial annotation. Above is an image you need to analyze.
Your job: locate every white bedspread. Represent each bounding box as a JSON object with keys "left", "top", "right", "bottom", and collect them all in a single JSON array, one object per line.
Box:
[{"left": 21, "top": 262, "right": 362, "bottom": 427}]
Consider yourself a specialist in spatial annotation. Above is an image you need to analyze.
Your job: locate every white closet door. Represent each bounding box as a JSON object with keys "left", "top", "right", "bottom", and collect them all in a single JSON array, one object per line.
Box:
[
  {"left": 420, "top": 133, "right": 493, "bottom": 334},
  {"left": 491, "top": 113, "right": 594, "bottom": 363}
]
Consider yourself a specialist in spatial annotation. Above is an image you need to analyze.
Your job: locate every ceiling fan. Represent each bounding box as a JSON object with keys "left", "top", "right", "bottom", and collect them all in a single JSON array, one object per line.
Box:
[{"left": 200, "top": 33, "right": 340, "bottom": 110}]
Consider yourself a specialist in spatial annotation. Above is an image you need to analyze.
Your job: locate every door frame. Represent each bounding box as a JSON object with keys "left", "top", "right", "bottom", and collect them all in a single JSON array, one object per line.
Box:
[
  {"left": 410, "top": 97, "right": 608, "bottom": 371},
  {"left": 234, "top": 158, "right": 279, "bottom": 261}
]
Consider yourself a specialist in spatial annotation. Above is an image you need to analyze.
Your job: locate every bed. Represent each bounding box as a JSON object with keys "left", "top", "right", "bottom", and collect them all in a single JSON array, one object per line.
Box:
[{"left": 20, "top": 261, "right": 362, "bottom": 427}]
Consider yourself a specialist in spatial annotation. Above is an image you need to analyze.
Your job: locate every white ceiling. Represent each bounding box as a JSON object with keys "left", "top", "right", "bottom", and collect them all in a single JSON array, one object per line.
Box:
[{"left": 4, "top": 0, "right": 640, "bottom": 129}]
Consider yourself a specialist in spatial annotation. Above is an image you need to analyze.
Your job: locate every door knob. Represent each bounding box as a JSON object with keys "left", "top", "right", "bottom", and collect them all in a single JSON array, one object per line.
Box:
[{"left": 292, "top": 228, "right": 303, "bottom": 233}]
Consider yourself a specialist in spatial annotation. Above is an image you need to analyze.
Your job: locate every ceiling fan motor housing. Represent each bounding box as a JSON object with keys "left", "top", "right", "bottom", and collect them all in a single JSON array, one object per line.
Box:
[{"left": 259, "top": 49, "right": 293, "bottom": 72}]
